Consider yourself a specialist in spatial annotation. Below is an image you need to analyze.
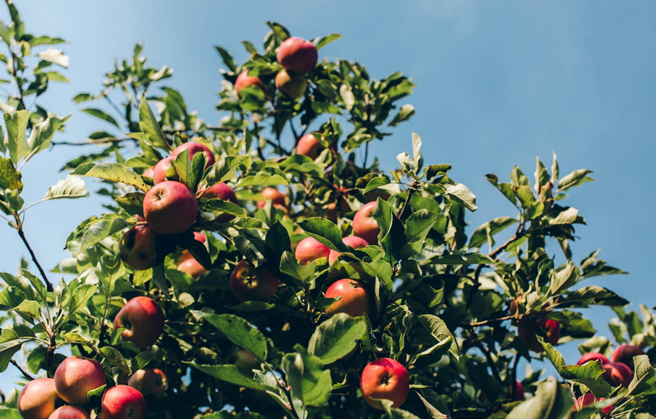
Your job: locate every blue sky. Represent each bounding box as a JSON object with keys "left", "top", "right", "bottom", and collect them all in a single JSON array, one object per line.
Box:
[{"left": 1, "top": 0, "right": 655, "bottom": 389}]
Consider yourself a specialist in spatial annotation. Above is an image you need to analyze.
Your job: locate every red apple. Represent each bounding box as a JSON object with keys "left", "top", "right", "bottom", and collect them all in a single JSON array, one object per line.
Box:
[
  {"left": 328, "top": 235, "right": 369, "bottom": 265},
  {"left": 577, "top": 352, "right": 610, "bottom": 366},
  {"left": 360, "top": 358, "right": 409, "bottom": 410},
  {"left": 152, "top": 157, "right": 174, "bottom": 185},
  {"left": 127, "top": 368, "right": 167, "bottom": 398},
  {"left": 277, "top": 37, "right": 318, "bottom": 74},
  {"left": 119, "top": 225, "right": 157, "bottom": 271},
  {"left": 296, "top": 133, "right": 324, "bottom": 159},
  {"left": 54, "top": 357, "right": 106, "bottom": 406},
  {"left": 97, "top": 385, "right": 146, "bottom": 419},
  {"left": 575, "top": 393, "right": 613, "bottom": 415},
  {"left": 235, "top": 71, "right": 266, "bottom": 96},
  {"left": 114, "top": 296, "right": 165, "bottom": 350},
  {"left": 325, "top": 279, "right": 371, "bottom": 318},
  {"left": 295, "top": 237, "right": 331, "bottom": 265},
  {"left": 142, "top": 166, "right": 154, "bottom": 179},
  {"left": 230, "top": 260, "right": 280, "bottom": 302},
  {"left": 517, "top": 319, "right": 560, "bottom": 353},
  {"left": 353, "top": 202, "right": 380, "bottom": 245},
  {"left": 612, "top": 344, "right": 644, "bottom": 370},
  {"left": 602, "top": 362, "right": 633, "bottom": 387},
  {"left": 49, "top": 406, "right": 90, "bottom": 419},
  {"left": 180, "top": 232, "right": 207, "bottom": 262},
  {"left": 257, "top": 187, "right": 286, "bottom": 209},
  {"left": 170, "top": 141, "right": 215, "bottom": 169},
  {"left": 143, "top": 181, "right": 198, "bottom": 235},
  {"left": 275, "top": 70, "right": 307, "bottom": 99},
  {"left": 17, "top": 378, "right": 59, "bottom": 419},
  {"left": 177, "top": 258, "right": 207, "bottom": 278},
  {"left": 511, "top": 380, "right": 525, "bottom": 401},
  {"left": 200, "top": 182, "right": 238, "bottom": 221}
]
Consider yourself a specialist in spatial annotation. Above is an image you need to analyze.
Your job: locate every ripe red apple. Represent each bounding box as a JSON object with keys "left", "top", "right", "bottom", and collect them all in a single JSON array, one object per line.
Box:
[
  {"left": 602, "top": 362, "right": 633, "bottom": 387},
  {"left": 295, "top": 237, "right": 331, "bottom": 265},
  {"left": 200, "top": 182, "right": 238, "bottom": 221},
  {"left": 511, "top": 380, "right": 525, "bottom": 401},
  {"left": 49, "top": 406, "right": 90, "bottom": 419},
  {"left": 360, "top": 358, "right": 409, "bottom": 410},
  {"left": 97, "top": 385, "right": 146, "bottom": 419},
  {"left": 143, "top": 181, "right": 198, "bottom": 235},
  {"left": 170, "top": 141, "right": 215, "bottom": 169},
  {"left": 328, "top": 235, "right": 369, "bottom": 265},
  {"left": 142, "top": 166, "right": 154, "bottom": 179},
  {"left": 296, "top": 133, "right": 324, "bottom": 159},
  {"left": 353, "top": 202, "right": 380, "bottom": 245},
  {"left": 277, "top": 37, "right": 318, "bottom": 74},
  {"left": 127, "top": 368, "right": 167, "bottom": 398},
  {"left": 177, "top": 257, "right": 207, "bottom": 278},
  {"left": 574, "top": 393, "right": 612, "bottom": 415},
  {"left": 152, "top": 157, "right": 174, "bottom": 185},
  {"left": 230, "top": 260, "right": 280, "bottom": 302},
  {"left": 234, "top": 70, "right": 266, "bottom": 96},
  {"left": 180, "top": 232, "right": 207, "bottom": 262},
  {"left": 325, "top": 279, "right": 371, "bottom": 318},
  {"left": 612, "top": 344, "right": 644, "bottom": 370},
  {"left": 54, "top": 356, "right": 107, "bottom": 406},
  {"left": 275, "top": 70, "right": 307, "bottom": 99},
  {"left": 114, "top": 296, "right": 165, "bottom": 350},
  {"left": 119, "top": 225, "right": 157, "bottom": 271},
  {"left": 577, "top": 352, "right": 610, "bottom": 366},
  {"left": 17, "top": 378, "right": 59, "bottom": 419},
  {"left": 517, "top": 319, "right": 560, "bottom": 353},
  {"left": 257, "top": 187, "right": 286, "bottom": 209}
]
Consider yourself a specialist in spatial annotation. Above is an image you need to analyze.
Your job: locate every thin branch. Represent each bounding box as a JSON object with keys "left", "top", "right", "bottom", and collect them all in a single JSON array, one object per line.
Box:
[
  {"left": 468, "top": 314, "right": 517, "bottom": 328},
  {"left": 51, "top": 137, "right": 137, "bottom": 147},
  {"left": 397, "top": 181, "right": 418, "bottom": 219},
  {"left": 510, "top": 353, "right": 521, "bottom": 400},
  {"left": 17, "top": 226, "right": 53, "bottom": 292},
  {"left": 474, "top": 341, "right": 502, "bottom": 384},
  {"left": 10, "top": 359, "right": 34, "bottom": 380}
]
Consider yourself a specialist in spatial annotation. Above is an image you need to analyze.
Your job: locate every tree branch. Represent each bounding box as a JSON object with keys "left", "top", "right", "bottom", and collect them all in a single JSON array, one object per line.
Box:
[
  {"left": 10, "top": 359, "right": 34, "bottom": 380},
  {"left": 17, "top": 226, "right": 53, "bottom": 292}
]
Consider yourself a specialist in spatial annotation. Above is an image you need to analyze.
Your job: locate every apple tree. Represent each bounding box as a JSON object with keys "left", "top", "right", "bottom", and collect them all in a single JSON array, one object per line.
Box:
[{"left": 0, "top": 2, "right": 655, "bottom": 419}]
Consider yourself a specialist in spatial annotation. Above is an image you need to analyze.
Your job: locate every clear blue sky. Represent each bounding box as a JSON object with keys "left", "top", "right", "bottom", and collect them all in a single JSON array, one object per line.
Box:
[{"left": 1, "top": 0, "right": 655, "bottom": 389}]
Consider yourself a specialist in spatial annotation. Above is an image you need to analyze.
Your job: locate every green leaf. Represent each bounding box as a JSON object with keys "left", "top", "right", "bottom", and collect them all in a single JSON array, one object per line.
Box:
[
  {"left": 282, "top": 347, "right": 332, "bottom": 407},
  {"left": 627, "top": 355, "right": 656, "bottom": 396},
  {"left": 548, "top": 262, "right": 579, "bottom": 296},
  {"left": 0, "top": 409, "right": 23, "bottom": 419},
  {"left": 560, "top": 286, "right": 629, "bottom": 308},
  {"left": 308, "top": 313, "right": 367, "bottom": 364},
  {"left": 67, "top": 284, "right": 97, "bottom": 315},
  {"left": 4, "top": 110, "right": 30, "bottom": 165},
  {"left": 444, "top": 183, "right": 477, "bottom": 211},
  {"left": 389, "top": 104, "right": 416, "bottom": 127},
  {"left": 72, "top": 163, "right": 149, "bottom": 192},
  {"left": 115, "top": 192, "right": 145, "bottom": 216},
  {"left": 580, "top": 249, "right": 627, "bottom": 278},
  {"left": 557, "top": 169, "right": 594, "bottom": 191},
  {"left": 138, "top": 96, "right": 169, "bottom": 149},
  {"left": 80, "top": 108, "right": 119, "bottom": 128},
  {"left": 214, "top": 46, "right": 237, "bottom": 71},
  {"left": 314, "top": 33, "right": 341, "bottom": 50},
  {"left": 41, "top": 175, "right": 89, "bottom": 202},
  {"left": 24, "top": 114, "right": 71, "bottom": 163},
  {"left": 191, "top": 312, "right": 267, "bottom": 362},
  {"left": 37, "top": 48, "right": 69, "bottom": 68},
  {"left": 99, "top": 346, "right": 130, "bottom": 374},
  {"left": 0, "top": 157, "right": 23, "bottom": 192},
  {"left": 66, "top": 213, "right": 131, "bottom": 257},
  {"left": 506, "top": 377, "right": 573, "bottom": 419},
  {"left": 485, "top": 174, "right": 517, "bottom": 207},
  {"left": 0, "top": 340, "right": 22, "bottom": 373},
  {"left": 401, "top": 209, "right": 439, "bottom": 258},
  {"left": 468, "top": 216, "right": 517, "bottom": 249},
  {"left": 186, "top": 362, "right": 265, "bottom": 390},
  {"left": 298, "top": 218, "right": 344, "bottom": 251},
  {"left": 418, "top": 314, "right": 459, "bottom": 360},
  {"left": 279, "top": 251, "right": 315, "bottom": 286}
]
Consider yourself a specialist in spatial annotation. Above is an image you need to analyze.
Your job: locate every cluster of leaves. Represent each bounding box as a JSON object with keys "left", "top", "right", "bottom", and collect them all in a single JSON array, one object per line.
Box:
[{"left": 0, "top": 3, "right": 655, "bottom": 419}]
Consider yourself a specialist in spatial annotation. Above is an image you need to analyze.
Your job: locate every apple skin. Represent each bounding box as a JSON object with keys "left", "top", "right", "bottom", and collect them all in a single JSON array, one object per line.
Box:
[
  {"left": 127, "top": 368, "right": 167, "bottom": 398},
  {"left": 119, "top": 225, "right": 157, "bottom": 271},
  {"left": 325, "top": 279, "right": 371, "bottom": 318},
  {"left": 275, "top": 70, "right": 307, "bottom": 99},
  {"left": 180, "top": 232, "right": 207, "bottom": 262},
  {"left": 143, "top": 181, "right": 198, "bottom": 235},
  {"left": 602, "top": 362, "right": 633, "bottom": 387},
  {"left": 142, "top": 166, "right": 154, "bottom": 179},
  {"left": 114, "top": 296, "right": 165, "bottom": 350},
  {"left": 612, "top": 344, "right": 644, "bottom": 370},
  {"left": 17, "top": 377, "right": 59, "bottom": 419},
  {"left": 511, "top": 380, "right": 525, "bottom": 401},
  {"left": 295, "top": 237, "right": 331, "bottom": 265},
  {"left": 353, "top": 202, "right": 380, "bottom": 245},
  {"left": 577, "top": 352, "right": 610, "bottom": 366},
  {"left": 328, "top": 236, "right": 369, "bottom": 265},
  {"left": 230, "top": 260, "right": 280, "bottom": 302},
  {"left": 575, "top": 393, "right": 612, "bottom": 415},
  {"left": 296, "top": 133, "right": 324, "bottom": 159},
  {"left": 277, "top": 37, "right": 318, "bottom": 74},
  {"left": 257, "top": 187, "right": 286, "bottom": 209},
  {"left": 49, "top": 406, "right": 91, "bottom": 419},
  {"left": 97, "top": 385, "right": 146, "bottom": 419},
  {"left": 177, "top": 258, "right": 207, "bottom": 278},
  {"left": 360, "top": 358, "right": 409, "bottom": 410},
  {"left": 170, "top": 142, "right": 215, "bottom": 169},
  {"left": 518, "top": 319, "right": 561, "bottom": 353},
  {"left": 54, "top": 357, "right": 107, "bottom": 406},
  {"left": 235, "top": 71, "right": 266, "bottom": 96},
  {"left": 199, "top": 182, "right": 238, "bottom": 221},
  {"left": 152, "top": 157, "right": 174, "bottom": 185}
]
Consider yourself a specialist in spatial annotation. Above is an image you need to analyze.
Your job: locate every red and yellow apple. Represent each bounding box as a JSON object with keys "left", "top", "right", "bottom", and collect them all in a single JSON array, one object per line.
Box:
[
  {"left": 257, "top": 187, "right": 286, "bottom": 210},
  {"left": 49, "top": 406, "right": 90, "bottom": 419},
  {"left": 577, "top": 352, "right": 610, "bottom": 366},
  {"left": 199, "top": 182, "right": 238, "bottom": 221},
  {"left": 230, "top": 260, "right": 280, "bottom": 302},
  {"left": 328, "top": 235, "right": 369, "bottom": 265},
  {"left": 235, "top": 71, "right": 266, "bottom": 96},
  {"left": 602, "top": 362, "right": 632, "bottom": 388},
  {"left": 179, "top": 232, "right": 207, "bottom": 262},
  {"left": 295, "top": 237, "right": 330, "bottom": 265},
  {"left": 152, "top": 157, "right": 174, "bottom": 185},
  {"left": 170, "top": 141, "right": 215, "bottom": 169},
  {"left": 296, "top": 133, "right": 324, "bottom": 159},
  {"left": 143, "top": 181, "right": 198, "bottom": 235},
  {"left": 97, "top": 385, "right": 146, "bottom": 419},
  {"left": 17, "top": 378, "right": 59, "bottom": 419},
  {"left": 127, "top": 368, "right": 167, "bottom": 398},
  {"left": 353, "top": 202, "right": 380, "bottom": 245},
  {"left": 119, "top": 225, "right": 157, "bottom": 271},
  {"left": 612, "top": 344, "right": 644, "bottom": 369},
  {"left": 277, "top": 37, "right": 318, "bottom": 74},
  {"left": 54, "top": 357, "right": 106, "bottom": 406},
  {"left": 517, "top": 319, "right": 560, "bottom": 353},
  {"left": 114, "top": 296, "right": 165, "bottom": 350},
  {"left": 275, "top": 70, "right": 307, "bottom": 99},
  {"left": 177, "top": 258, "right": 207, "bottom": 278},
  {"left": 575, "top": 393, "right": 612, "bottom": 415},
  {"left": 325, "top": 279, "right": 371, "bottom": 318},
  {"left": 142, "top": 166, "right": 154, "bottom": 179},
  {"left": 360, "top": 358, "right": 409, "bottom": 410}
]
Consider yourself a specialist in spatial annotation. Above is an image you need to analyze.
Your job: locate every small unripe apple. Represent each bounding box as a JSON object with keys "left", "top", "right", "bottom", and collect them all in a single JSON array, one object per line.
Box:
[
  {"left": 577, "top": 352, "right": 610, "bottom": 366},
  {"left": 180, "top": 232, "right": 207, "bottom": 262},
  {"left": 235, "top": 71, "right": 266, "bottom": 96},
  {"left": 275, "top": 70, "right": 307, "bottom": 99},
  {"left": 143, "top": 181, "right": 198, "bottom": 235},
  {"left": 353, "top": 202, "right": 380, "bottom": 245},
  {"left": 127, "top": 368, "right": 167, "bottom": 398},
  {"left": 277, "top": 37, "right": 318, "bottom": 74},
  {"left": 511, "top": 380, "right": 525, "bottom": 401},
  {"left": 199, "top": 182, "right": 238, "bottom": 221},
  {"left": 328, "top": 235, "right": 369, "bottom": 265},
  {"left": 611, "top": 344, "right": 644, "bottom": 370},
  {"left": 152, "top": 157, "right": 174, "bottom": 185},
  {"left": 257, "top": 187, "right": 286, "bottom": 209},
  {"left": 49, "top": 405, "right": 90, "bottom": 419},
  {"left": 325, "top": 279, "right": 371, "bottom": 318},
  {"left": 97, "top": 385, "right": 146, "bottom": 419},
  {"left": 230, "top": 260, "right": 280, "bottom": 302},
  {"left": 17, "top": 378, "right": 59, "bottom": 419},
  {"left": 295, "top": 237, "right": 331, "bottom": 265},
  {"left": 360, "top": 358, "right": 409, "bottom": 410},
  {"left": 114, "top": 296, "right": 165, "bottom": 350},
  {"left": 177, "top": 258, "right": 207, "bottom": 278},
  {"left": 54, "top": 356, "right": 107, "bottom": 406},
  {"left": 574, "top": 393, "right": 612, "bottom": 414},
  {"left": 602, "top": 362, "right": 632, "bottom": 387},
  {"left": 170, "top": 141, "right": 215, "bottom": 169},
  {"left": 296, "top": 133, "right": 324, "bottom": 159},
  {"left": 119, "top": 225, "right": 157, "bottom": 271}
]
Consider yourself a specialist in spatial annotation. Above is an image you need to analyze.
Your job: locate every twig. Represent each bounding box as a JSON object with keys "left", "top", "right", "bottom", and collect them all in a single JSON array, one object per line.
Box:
[
  {"left": 17, "top": 226, "right": 53, "bottom": 292},
  {"left": 51, "top": 137, "right": 137, "bottom": 147},
  {"left": 474, "top": 341, "right": 502, "bottom": 384},
  {"left": 10, "top": 359, "right": 34, "bottom": 380},
  {"left": 510, "top": 353, "right": 520, "bottom": 400},
  {"left": 468, "top": 314, "right": 517, "bottom": 328},
  {"left": 397, "top": 181, "right": 418, "bottom": 219}
]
